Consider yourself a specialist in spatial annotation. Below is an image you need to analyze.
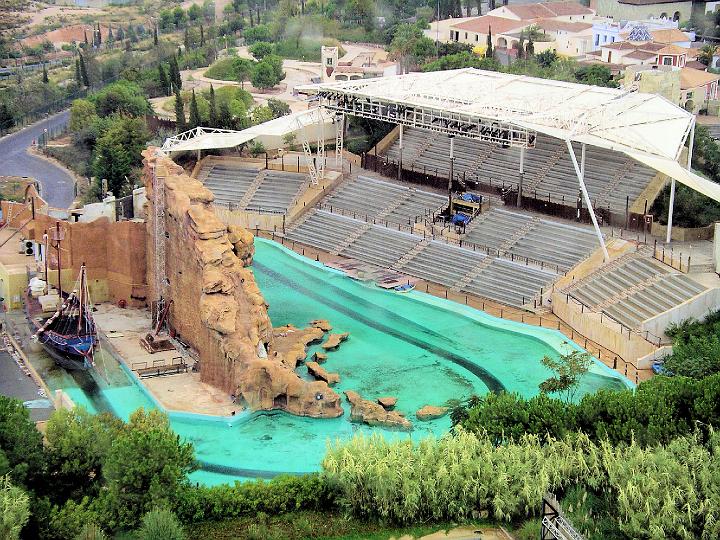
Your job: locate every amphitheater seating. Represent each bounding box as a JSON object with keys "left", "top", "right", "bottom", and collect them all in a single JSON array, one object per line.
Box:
[
  {"left": 567, "top": 256, "right": 708, "bottom": 330},
  {"left": 463, "top": 208, "right": 600, "bottom": 272},
  {"left": 199, "top": 162, "right": 308, "bottom": 213},
  {"left": 286, "top": 209, "right": 558, "bottom": 308},
  {"left": 384, "top": 128, "right": 657, "bottom": 214},
  {"left": 323, "top": 175, "right": 446, "bottom": 224}
]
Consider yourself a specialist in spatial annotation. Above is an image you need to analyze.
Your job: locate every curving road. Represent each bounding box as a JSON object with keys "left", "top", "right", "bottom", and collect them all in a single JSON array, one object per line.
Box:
[{"left": 0, "top": 110, "right": 75, "bottom": 209}]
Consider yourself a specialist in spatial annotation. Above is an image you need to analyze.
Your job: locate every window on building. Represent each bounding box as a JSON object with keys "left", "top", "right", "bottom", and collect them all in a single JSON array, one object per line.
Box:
[
  {"left": 475, "top": 35, "right": 479, "bottom": 41},
  {"left": 595, "top": 35, "right": 599, "bottom": 46},
  {"left": 465, "top": 32, "right": 468, "bottom": 39},
  {"left": 673, "top": 11, "right": 681, "bottom": 21},
  {"left": 663, "top": 56, "right": 673, "bottom": 65},
  {"left": 611, "top": 36, "right": 615, "bottom": 42}
]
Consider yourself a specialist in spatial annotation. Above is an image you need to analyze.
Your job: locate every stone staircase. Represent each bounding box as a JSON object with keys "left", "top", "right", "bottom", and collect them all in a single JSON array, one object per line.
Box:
[
  {"left": 524, "top": 147, "right": 565, "bottom": 193},
  {"left": 451, "top": 256, "right": 495, "bottom": 292},
  {"left": 393, "top": 238, "right": 431, "bottom": 271},
  {"left": 331, "top": 222, "right": 374, "bottom": 256},
  {"left": 236, "top": 170, "right": 267, "bottom": 210}
]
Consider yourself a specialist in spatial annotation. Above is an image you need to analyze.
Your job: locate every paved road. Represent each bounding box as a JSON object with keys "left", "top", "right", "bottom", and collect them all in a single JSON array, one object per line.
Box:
[
  {"left": 0, "top": 110, "right": 75, "bottom": 208},
  {"left": 0, "top": 349, "right": 54, "bottom": 421}
]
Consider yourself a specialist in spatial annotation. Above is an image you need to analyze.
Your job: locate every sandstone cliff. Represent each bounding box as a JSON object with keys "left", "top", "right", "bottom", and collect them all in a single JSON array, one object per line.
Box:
[{"left": 143, "top": 150, "right": 342, "bottom": 418}]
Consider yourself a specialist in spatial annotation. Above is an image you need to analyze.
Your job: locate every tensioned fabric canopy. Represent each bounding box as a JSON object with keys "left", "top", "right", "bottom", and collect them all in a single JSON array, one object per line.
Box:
[{"left": 297, "top": 68, "right": 720, "bottom": 203}]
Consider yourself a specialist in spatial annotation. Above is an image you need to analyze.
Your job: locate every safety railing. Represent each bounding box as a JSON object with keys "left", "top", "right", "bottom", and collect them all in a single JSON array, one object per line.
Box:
[{"left": 653, "top": 242, "right": 690, "bottom": 273}]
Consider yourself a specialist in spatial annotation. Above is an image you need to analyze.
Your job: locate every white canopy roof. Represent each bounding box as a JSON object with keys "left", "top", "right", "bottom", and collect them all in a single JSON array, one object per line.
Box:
[
  {"left": 298, "top": 68, "right": 720, "bottom": 203},
  {"left": 161, "top": 109, "right": 334, "bottom": 153}
]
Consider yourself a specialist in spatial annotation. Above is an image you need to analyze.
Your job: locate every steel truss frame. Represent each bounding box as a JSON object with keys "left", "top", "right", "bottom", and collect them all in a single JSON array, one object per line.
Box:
[
  {"left": 314, "top": 92, "right": 536, "bottom": 149},
  {"left": 161, "top": 127, "right": 244, "bottom": 153}
]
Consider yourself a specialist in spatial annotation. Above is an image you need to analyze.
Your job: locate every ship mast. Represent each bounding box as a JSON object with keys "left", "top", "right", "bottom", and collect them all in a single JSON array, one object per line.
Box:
[
  {"left": 43, "top": 231, "right": 49, "bottom": 295},
  {"left": 77, "top": 263, "right": 85, "bottom": 334},
  {"left": 55, "top": 222, "right": 62, "bottom": 300}
]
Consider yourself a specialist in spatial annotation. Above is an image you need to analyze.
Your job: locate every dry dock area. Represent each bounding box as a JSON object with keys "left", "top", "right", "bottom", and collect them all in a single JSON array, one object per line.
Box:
[{"left": 94, "top": 304, "right": 239, "bottom": 417}]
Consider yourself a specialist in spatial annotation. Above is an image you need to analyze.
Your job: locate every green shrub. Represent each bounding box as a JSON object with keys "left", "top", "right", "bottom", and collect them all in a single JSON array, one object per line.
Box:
[
  {"left": 0, "top": 476, "right": 30, "bottom": 540},
  {"left": 249, "top": 140, "right": 266, "bottom": 156},
  {"left": 137, "top": 508, "right": 184, "bottom": 540},
  {"left": 203, "top": 58, "right": 237, "bottom": 81},
  {"left": 174, "top": 474, "right": 337, "bottom": 523},
  {"left": 74, "top": 522, "right": 108, "bottom": 540},
  {"left": 514, "top": 519, "right": 541, "bottom": 540}
]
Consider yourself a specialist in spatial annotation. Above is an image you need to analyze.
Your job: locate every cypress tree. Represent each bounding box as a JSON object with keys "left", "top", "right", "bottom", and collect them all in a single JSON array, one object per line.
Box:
[
  {"left": 486, "top": 27, "right": 493, "bottom": 59},
  {"left": 200, "top": 24, "right": 205, "bottom": 47},
  {"left": 158, "top": 64, "right": 171, "bottom": 96},
  {"left": 208, "top": 84, "right": 217, "bottom": 127},
  {"left": 0, "top": 102, "right": 14, "bottom": 131},
  {"left": 189, "top": 89, "right": 201, "bottom": 129},
  {"left": 517, "top": 32, "right": 525, "bottom": 60},
  {"left": 116, "top": 26, "right": 125, "bottom": 41},
  {"left": 169, "top": 55, "right": 182, "bottom": 90},
  {"left": 217, "top": 100, "right": 232, "bottom": 129},
  {"left": 527, "top": 36, "right": 535, "bottom": 57},
  {"left": 153, "top": 25, "right": 159, "bottom": 46},
  {"left": 174, "top": 88, "right": 187, "bottom": 131},
  {"left": 42, "top": 64, "right": 49, "bottom": 84},
  {"left": 184, "top": 28, "right": 190, "bottom": 51},
  {"left": 108, "top": 25, "right": 114, "bottom": 41},
  {"left": 75, "top": 58, "right": 82, "bottom": 85},
  {"left": 96, "top": 23, "right": 102, "bottom": 46},
  {"left": 79, "top": 53, "right": 90, "bottom": 87},
  {"left": 84, "top": 29, "right": 88, "bottom": 45}
]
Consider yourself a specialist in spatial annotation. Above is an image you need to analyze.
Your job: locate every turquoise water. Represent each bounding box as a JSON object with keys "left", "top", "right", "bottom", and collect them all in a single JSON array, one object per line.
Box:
[{"left": 25, "top": 238, "right": 630, "bottom": 486}]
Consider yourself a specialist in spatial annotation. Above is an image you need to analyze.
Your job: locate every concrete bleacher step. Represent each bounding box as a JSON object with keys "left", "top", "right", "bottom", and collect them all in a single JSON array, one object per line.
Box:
[
  {"left": 393, "top": 238, "right": 431, "bottom": 270},
  {"left": 236, "top": 170, "right": 267, "bottom": 210},
  {"left": 331, "top": 222, "right": 374, "bottom": 256}
]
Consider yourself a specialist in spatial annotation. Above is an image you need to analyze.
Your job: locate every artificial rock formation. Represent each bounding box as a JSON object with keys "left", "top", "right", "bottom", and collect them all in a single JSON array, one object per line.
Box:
[
  {"left": 143, "top": 150, "right": 342, "bottom": 419},
  {"left": 322, "top": 332, "right": 349, "bottom": 350},
  {"left": 416, "top": 405, "right": 449, "bottom": 421},
  {"left": 377, "top": 397, "right": 397, "bottom": 410},
  {"left": 272, "top": 324, "right": 325, "bottom": 369},
  {"left": 306, "top": 361, "right": 340, "bottom": 385},
  {"left": 345, "top": 390, "right": 412, "bottom": 431}
]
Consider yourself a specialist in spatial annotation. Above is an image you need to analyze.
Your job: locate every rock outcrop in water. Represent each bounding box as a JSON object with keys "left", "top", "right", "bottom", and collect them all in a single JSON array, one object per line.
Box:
[
  {"left": 377, "top": 397, "right": 397, "bottom": 410},
  {"left": 143, "top": 150, "right": 342, "bottom": 419},
  {"left": 416, "top": 405, "right": 448, "bottom": 421},
  {"left": 322, "top": 332, "right": 349, "bottom": 350},
  {"left": 345, "top": 390, "right": 412, "bottom": 430}
]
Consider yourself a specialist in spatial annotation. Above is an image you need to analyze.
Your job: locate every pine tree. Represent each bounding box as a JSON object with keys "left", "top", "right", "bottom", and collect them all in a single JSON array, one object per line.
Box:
[
  {"left": 158, "top": 64, "right": 171, "bottom": 96},
  {"left": 486, "top": 27, "right": 493, "bottom": 59},
  {"left": 75, "top": 58, "right": 82, "bottom": 86},
  {"left": 42, "top": 64, "right": 48, "bottom": 84},
  {"left": 0, "top": 102, "right": 14, "bottom": 131},
  {"left": 79, "top": 53, "right": 90, "bottom": 87},
  {"left": 200, "top": 24, "right": 205, "bottom": 47},
  {"left": 174, "top": 88, "right": 186, "bottom": 131},
  {"left": 189, "top": 89, "right": 201, "bottom": 129},
  {"left": 153, "top": 25, "right": 159, "bottom": 46}
]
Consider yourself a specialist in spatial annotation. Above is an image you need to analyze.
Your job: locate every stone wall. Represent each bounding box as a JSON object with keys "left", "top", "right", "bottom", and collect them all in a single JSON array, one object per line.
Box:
[{"left": 142, "top": 149, "right": 342, "bottom": 418}]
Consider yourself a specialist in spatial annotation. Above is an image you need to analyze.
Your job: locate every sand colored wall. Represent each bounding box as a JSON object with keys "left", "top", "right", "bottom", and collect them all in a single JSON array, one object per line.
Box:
[
  {"left": 552, "top": 291, "right": 658, "bottom": 362},
  {"left": 641, "top": 287, "right": 720, "bottom": 338},
  {"left": 1, "top": 201, "right": 147, "bottom": 307},
  {"left": 0, "top": 263, "right": 30, "bottom": 310}
]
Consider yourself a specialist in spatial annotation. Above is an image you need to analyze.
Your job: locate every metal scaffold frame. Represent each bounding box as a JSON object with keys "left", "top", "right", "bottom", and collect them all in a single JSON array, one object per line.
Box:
[{"left": 334, "top": 113, "right": 344, "bottom": 167}]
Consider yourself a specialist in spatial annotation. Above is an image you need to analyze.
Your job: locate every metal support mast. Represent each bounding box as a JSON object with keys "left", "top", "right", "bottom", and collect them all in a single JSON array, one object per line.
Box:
[
  {"left": 566, "top": 140, "right": 609, "bottom": 262},
  {"left": 667, "top": 117, "right": 695, "bottom": 244},
  {"left": 334, "top": 114, "right": 344, "bottom": 167},
  {"left": 317, "top": 104, "right": 326, "bottom": 181},
  {"left": 152, "top": 158, "right": 167, "bottom": 328},
  {"left": 517, "top": 145, "right": 525, "bottom": 207},
  {"left": 297, "top": 116, "right": 319, "bottom": 185}
]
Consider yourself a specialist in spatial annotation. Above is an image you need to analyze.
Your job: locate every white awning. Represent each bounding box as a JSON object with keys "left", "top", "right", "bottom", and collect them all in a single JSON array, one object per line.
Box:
[{"left": 628, "top": 153, "right": 720, "bottom": 202}]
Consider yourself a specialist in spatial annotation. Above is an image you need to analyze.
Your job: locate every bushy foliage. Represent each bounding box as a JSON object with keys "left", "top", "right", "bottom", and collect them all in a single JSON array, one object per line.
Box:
[
  {"left": 324, "top": 429, "right": 720, "bottom": 538},
  {"left": 460, "top": 374, "right": 720, "bottom": 447},
  {"left": 0, "top": 397, "right": 45, "bottom": 488},
  {"left": 102, "top": 409, "right": 196, "bottom": 529},
  {"left": 137, "top": 508, "right": 185, "bottom": 540},
  {"left": 88, "top": 80, "right": 151, "bottom": 117},
  {"left": 0, "top": 475, "right": 30, "bottom": 540},
  {"left": 663, "top": 310, "right": 720, "bottom": 378},
  {"left": 174, "top": 474, "right": 336, "bottom": 523}
]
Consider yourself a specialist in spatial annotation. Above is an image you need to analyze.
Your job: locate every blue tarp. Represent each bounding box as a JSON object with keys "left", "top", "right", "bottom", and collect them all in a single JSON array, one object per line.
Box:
[
  {"left": 460, "top": 193, "right": 482, "bottom": 203},
  {"left": 451, "top": 213, "right": 471, "bottom": 225}
]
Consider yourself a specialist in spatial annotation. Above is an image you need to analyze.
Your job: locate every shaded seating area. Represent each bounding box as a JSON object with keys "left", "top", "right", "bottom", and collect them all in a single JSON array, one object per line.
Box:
[
  {"left": 323, "top": 175, "right": 446, "bottom": 225},
  {"left": 384, "top": 128, "right": 657, "bottom": 214},
  {"left": 198, "top": 162, "right": 308, "bottom": 213},
  {"left": 286, "top": 209, "right": 558, "bottom": 308},
  {"left": 464, "top": 208, "right": 600, "bottom": 272},
  {"left": 567, "top": 256, "right": 709, "bottom": 330}
]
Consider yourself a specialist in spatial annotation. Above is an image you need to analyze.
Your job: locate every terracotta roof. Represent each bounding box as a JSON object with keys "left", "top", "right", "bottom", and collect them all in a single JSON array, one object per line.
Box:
[
  {"left": 624, "top": 50, "right": 658, "bottom": 60},
  {"left": 680, "top": 67, "right": 720, "bottom": 90},
  {"left": 619, "top": 0, "right": 690, "bottom": 4},
  {"left": 451, "top": 15, "right": 528, "bottom": 35},
  {"left": 534, "top": 18, "right": 593, "bottom": 33},
  {"left": 657, "top": 44, "right": 690, "bottom": 56},
  {"left": 638, "top": 42, "right": 665, "bottom": 52},
  {"left": 585, "top": 49, "right": 602, "bottom": 56},
  {"left": 685, "top": 60, "right": 708, "bottom": 70},
  {"left": 602, "top": 41, "right": 639, "bottom": 51},
  {"left": 502, "top": 1, "right": 593, "bottom": 19},
  {"left": 650, "top": 28, "right": 691, "bottom": 44}
]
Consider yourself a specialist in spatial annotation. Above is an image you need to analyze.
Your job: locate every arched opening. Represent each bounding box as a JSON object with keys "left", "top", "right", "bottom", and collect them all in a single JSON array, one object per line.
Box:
[
  {"left": 497, "top": 37, "right": 508, "bottom": 48},
  {"left": 673, "top": 11, "right": 681, "bottom": 21},
  {"left": 660, "top": 12, "right": 667, "bottom": 18},
  {"left": 335, "top": 74, "right": 348, "bottom": 81},
  {"left": 510, "top": 40, "right": 519, "bottom": 50}
]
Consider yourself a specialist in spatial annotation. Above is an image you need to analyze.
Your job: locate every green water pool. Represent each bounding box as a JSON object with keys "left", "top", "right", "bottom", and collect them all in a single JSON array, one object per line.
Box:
[{"left": 29, "top": 238, "right": 631, "bottom": 485}]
